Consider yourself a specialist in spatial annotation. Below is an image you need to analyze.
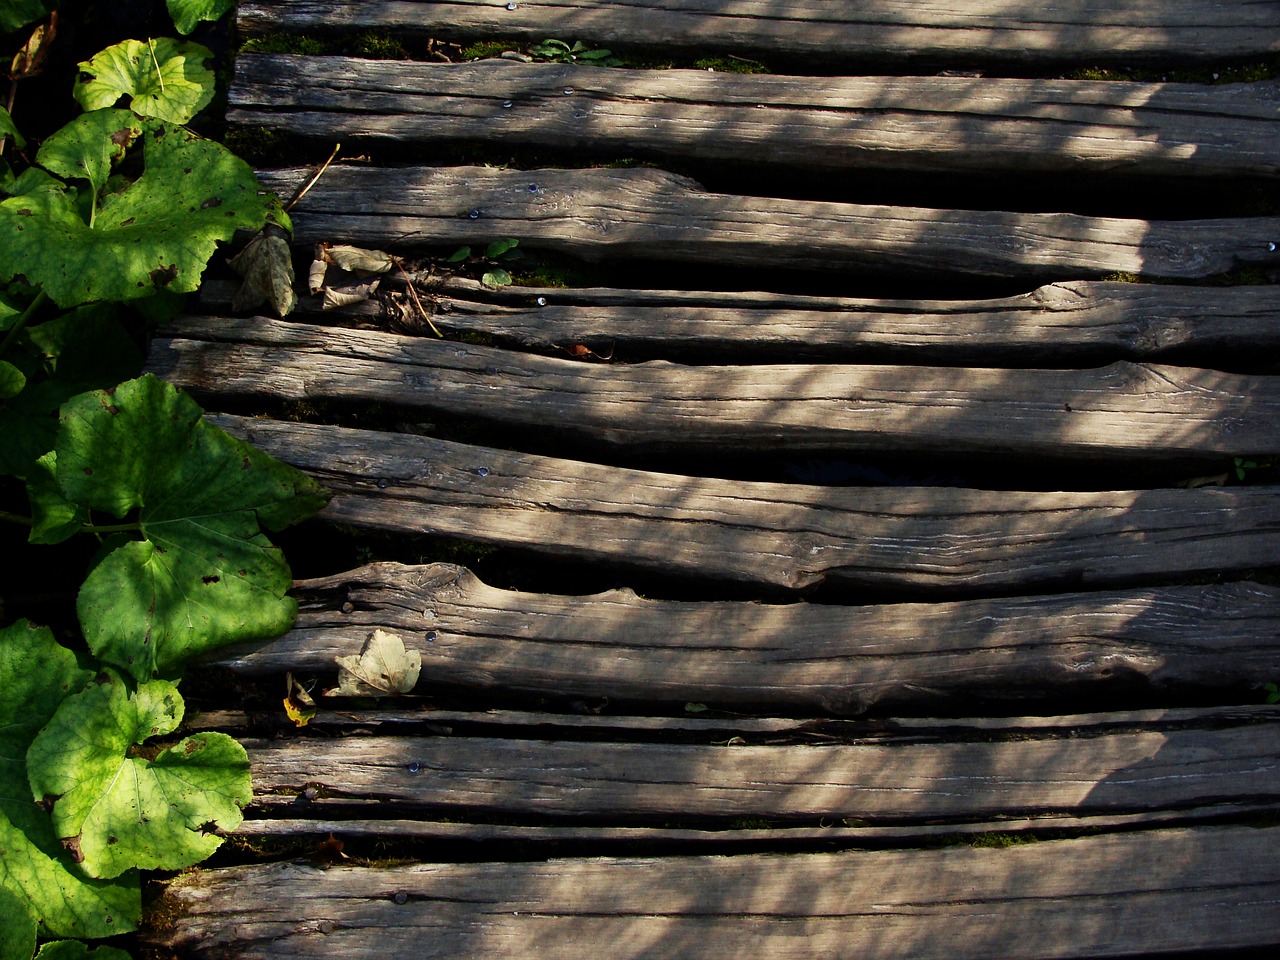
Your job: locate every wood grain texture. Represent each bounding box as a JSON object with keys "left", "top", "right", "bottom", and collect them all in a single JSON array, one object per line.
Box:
[
  {"left": 150, "top": 315, "right": 1280, "bottom": 459},
  {"left": 235, "top": 0, "right": 1280, "bottom": 65},
  {"left": 244, "top": 716, "right": 1280, "bottom": 819},
  {"left": 213, "top": 278, "right": 1280, "bottom": 364},
  {"left": 212, "top": 562, "right": 1280, "bottom": 713},
  {"left": 255, "top": 164, "right": 1280, "bottom": 280},
  {"left": 208, "top": 414, "right": 1280, "bottom": 593},
  {"left": 231, "top": 56, "right": 1280, "bottom": 179},
  {"left": 152, "top": 825, "right": 1280, "bottom": 959}
]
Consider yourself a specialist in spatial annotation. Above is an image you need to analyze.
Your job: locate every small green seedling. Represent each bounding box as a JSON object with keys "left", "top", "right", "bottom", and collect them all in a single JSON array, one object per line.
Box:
[
  {"left": 445, "top": 238, "right": 522, "bottom": 287},
  {"left": 530, "top": 39, "right": 622, "bottom": 66},
  {"left": 1264, "top": 682, "right": 1280, "bottom": 705}
]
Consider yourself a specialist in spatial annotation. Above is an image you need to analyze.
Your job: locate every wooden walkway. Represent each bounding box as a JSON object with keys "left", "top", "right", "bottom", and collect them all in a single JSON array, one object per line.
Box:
[{"left": 148, "top": 2, "right": 1280, "bottom": 957}]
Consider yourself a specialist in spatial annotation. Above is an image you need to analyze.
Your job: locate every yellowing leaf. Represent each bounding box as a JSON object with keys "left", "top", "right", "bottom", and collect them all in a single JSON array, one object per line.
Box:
[
  {"left": 283, "top": 672, "right": 316, "bottom": 727},
  {"left": 324, "top": 629, "right": 421, "bottom": 697},
  {"left": 323, "top": 244, "right": 396, "bottom": 274}
]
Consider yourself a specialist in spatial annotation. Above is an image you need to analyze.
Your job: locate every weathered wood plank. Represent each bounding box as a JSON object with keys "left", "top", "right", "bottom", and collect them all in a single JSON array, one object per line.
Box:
[
  {"left": 197, "top": 278, "right": 1280, "bottom": 364},
  {"left": 231, "top": 56, "right": 1280, "bottom": 179},
  {"left": 213, "top": 562, "right": 1280, "bottom": 713},
  {"left": 256, "top": 164, "right": 1280, "bottom": 280},
  {"left": 236, "top": 0, "right": 1280, "bottom": 65},
  {"left": 245, "top": 717, "right": 1280, "bottom": 820},
  {"left": 151, "top": 825, "right": 1280, "bottom": 959},
  {"left": 151, "top": 315, "right": 1280, "bottom": 459},
  {"left": 210, "top": 415, "right": 1280, "bottom": 593}
]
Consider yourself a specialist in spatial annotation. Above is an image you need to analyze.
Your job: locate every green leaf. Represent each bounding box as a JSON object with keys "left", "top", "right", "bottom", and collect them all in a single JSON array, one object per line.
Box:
[
  {"left": 484, "top": 238, "right": 519, "bottom": 259},
  {"left": 0, "top": 1, "right": 54, "bottom": 35},
  {"left": 481, "top": 268, "right": 512, "bottom": 288},
  {"left": 36, "top": 110, "right": 143, "bottom": 197},
  {"left": 0, "top": 122, "right": 270, "bottom": 307},
  {"left": 74, "top": 40, "right": 215, "bottom": 125},
  {"left": 166, "top": 0, "right": 234, "bottom": 35},
  {"left": 26, "top": 452, "right": 87, "bottom": 545},
  {"left": 36, "top": 943, "right": 132, "bottom": 960},
  {"left": 0, "top": 108, "right": 25, "bottom": 152},
  {"left": 0, "top": 885, "right": 36, "bottom": 960},
  {"left": 0, "top": 621, "right": 139, "bottom": 939},
  {"left": 28, "top": 672, "right": 251, "bottom": 879},
  {"left": 0, "top": 361, "right": 25, "bottom": 399},
  {"left": 445, "top": 246, "right": 471, "bottom": 263},
  {"left": 58, "top": 375, "right": 329, "bottom": 679}
]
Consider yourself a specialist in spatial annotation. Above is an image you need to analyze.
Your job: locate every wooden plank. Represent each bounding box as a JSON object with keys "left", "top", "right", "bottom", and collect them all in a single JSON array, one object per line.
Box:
[
  {"left": 255, "top": 164, "right": 1280, "bottom": 280},
  {"left": 150, "top": 825, "right": 1280, "bottom": 958},
  {"left": 209, "top": 414, "right": 1280, "bottom": 593},
  {"left": 150, "top": 315, "right": 1280, "bottom": 460},
  {"left": 213, "top": 561, "right": 1280, "bottom": 713},
  {"left": 236, "top": 0, "right": 1280, "bottom": 65},
  {"left": 231, "top": 56, "right": 1280, "bottom": 179},
  {"left": 245, "top": 718, "right": 1280, "bottom": 820},
  {"left": 197, "top": 278, "right": 1280, "bottom": 364}
]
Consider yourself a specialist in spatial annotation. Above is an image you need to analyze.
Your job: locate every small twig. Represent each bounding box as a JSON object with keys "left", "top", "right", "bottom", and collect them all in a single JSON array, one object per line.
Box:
[
  {"left": 147, "top": 37, "right": 165, "bottom": 94},
  {"left": 396, "top": 261, "right": 443, "bottom": 337},
  {"left": 284, "top": 142, "right": 341, "bottom": 212},
  {"left": 0, "top": 289, "right": 48, "bottom": 359}
]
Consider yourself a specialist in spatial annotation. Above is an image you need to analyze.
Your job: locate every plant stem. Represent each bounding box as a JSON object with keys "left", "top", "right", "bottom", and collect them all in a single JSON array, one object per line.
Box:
[
  {"left": 0, "top": 289, "right": 49, "bottom": 359},
  {"left": 82, "top": 520, "right": 142, "bottom": 534},
  {"left": 0, "top": 509, "right": 33, "bottom": 526}
]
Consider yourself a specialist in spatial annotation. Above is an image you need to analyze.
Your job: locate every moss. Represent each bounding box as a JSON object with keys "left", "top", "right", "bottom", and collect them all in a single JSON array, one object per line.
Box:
[
  {"left": 239, "top": 33, "right": 330, "bottom": 56},
  {"left": 966, "top": 832, "right": 1038, "bottom": 849},
  {"left": 223, "top": 126, "right": 291, "bottom": 165},
  {"left": 351, "top": 31, "right": 410, "bottom": 60},
  {"left": 454, "top": 331, "right": 498, "bottom": 347},
  {"left": 1101, "top": 272, "right": 1143, "bottom": 283},
  {"left": 693, "top": 56, "right": 768, "bottom": 74},
  {"left": 1067, "top": 57, "right": 1280, "bottom": 84},
  {"left": 463, "top": 40, "right": 514, "bottom": 60}
]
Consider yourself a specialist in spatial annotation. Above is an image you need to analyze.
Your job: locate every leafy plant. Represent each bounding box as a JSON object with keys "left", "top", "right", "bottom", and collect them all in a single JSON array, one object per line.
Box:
[
  {"left": 446, "top": 237, "right": 521, "bottom": 287},
  {"left": 529, "top": 39, "right": 622, "bottom": 66},
  {"left": 1, "top": 6, "right": 326, "bottom": 957}
]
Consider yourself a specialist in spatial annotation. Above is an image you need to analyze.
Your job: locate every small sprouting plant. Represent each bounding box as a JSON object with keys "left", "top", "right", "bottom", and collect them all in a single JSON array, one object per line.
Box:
[
  {"left": 529, "top": 39, "right": 622, "bottom": 66},
  {"left": 446, "top": 237, "right": 522, "bottom": 288}
]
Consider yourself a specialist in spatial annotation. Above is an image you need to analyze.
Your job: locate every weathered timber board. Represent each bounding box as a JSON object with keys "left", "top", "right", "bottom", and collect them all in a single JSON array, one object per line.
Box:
[
  {"left": 209, "top": 414, "right": 1280, "bottom": 593},
  {"left": 231, "top": 56, "right": 1280, "bottom": 179},
  {"left": 246, "top": 718, "right": 1279, "bottom": 820},
  {"left": 236, "top": 0, "right": 1280, "bottom": 65},
  {"left": 199, "top": 278, "right": 1280, "bottom": 364},
  {"left": 213, "top": 561, "right": 1280, "bottom": 713},
  {"left": 151, "top": 315, "right": 1280, "bottom": 460},
  {"left": 151, "top": 825, "right": 1280, "bottom": 959},
  {"left": 255, "top": 165, "right": 1280, "bottom": 280}
]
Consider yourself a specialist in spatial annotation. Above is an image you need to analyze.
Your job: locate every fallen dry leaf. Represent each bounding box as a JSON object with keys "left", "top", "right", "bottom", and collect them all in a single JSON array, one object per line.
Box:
[
  {"left": 229, "top": 225, "right": 297, "bottom": 317},
  {"left": 324, "top": 629, "right": 421, "bottom": 697}
]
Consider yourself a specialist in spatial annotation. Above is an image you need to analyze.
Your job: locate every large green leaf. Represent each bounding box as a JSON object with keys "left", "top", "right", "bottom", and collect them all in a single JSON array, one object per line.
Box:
[
  {"left": 0, "top": 121, "right": 269, "bottom": 307},
  {"left": 27, "top": 672, "right": 251, "bottom": 879},
  {"left": 167, "top": 0, "right": 234, "bottom": 35},
  {"left": 36, "top": 943, "right": 132, "bottom": 960},
  {"left": 58, "top": 375, "right": 329, "bottom": 680},
  {"left": 26, "top": 452, "right": 87, "bottom": 544},
  {"left": 0, "top": 107, "right": 24, "bottom": 151},
  {"left": 0, "top": 360, "right": 24, "bottom": 399},
  {"left": 0, "top": 884, "right": 36, "bottom": 960},
  {"left": 0, "top": 1, "right": 55, "bottom": 35},
  {"left": 0, "top": 621, "right": 139, "bottom": 939},
  {"left": 35, "top": 110, "right": 142, "bottom": 197},
  {"left": 74, "top": 40, "right": 215, "bottom": 125}
]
